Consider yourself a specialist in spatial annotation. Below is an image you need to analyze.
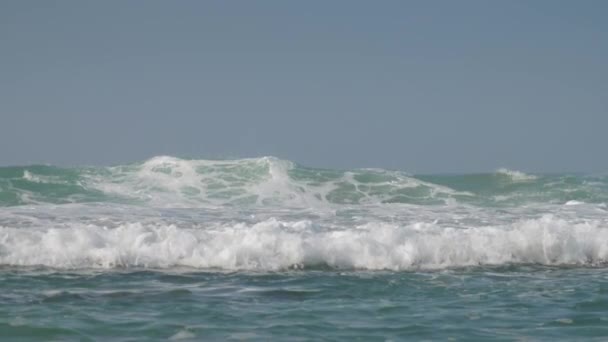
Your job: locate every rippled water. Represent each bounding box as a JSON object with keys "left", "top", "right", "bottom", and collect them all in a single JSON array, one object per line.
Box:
[{"left": 3, "top": 268, "right": 608, "bottom": 341}]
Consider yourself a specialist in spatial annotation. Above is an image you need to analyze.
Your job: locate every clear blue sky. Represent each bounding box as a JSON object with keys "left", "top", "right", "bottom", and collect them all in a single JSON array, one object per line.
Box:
[{"left": 1, "top": 1, "right": 606, "bottom": 173}]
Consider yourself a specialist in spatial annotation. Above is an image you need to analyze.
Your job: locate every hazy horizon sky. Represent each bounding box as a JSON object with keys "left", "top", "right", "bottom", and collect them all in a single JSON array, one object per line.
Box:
[{"left": 1, "top": 1, "right": 607, "bottom": 173}]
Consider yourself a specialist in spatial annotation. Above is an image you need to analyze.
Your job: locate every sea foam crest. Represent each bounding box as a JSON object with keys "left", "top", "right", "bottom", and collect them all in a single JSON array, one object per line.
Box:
[
  {"left": 1, "top": 215, "right": 606, "bottom": 270},
  {"left": 90, "top": 156, "right": 326, "bottom": 207},
  {"left": 496, "top": 168, "right": 537, "bottom": 182}
]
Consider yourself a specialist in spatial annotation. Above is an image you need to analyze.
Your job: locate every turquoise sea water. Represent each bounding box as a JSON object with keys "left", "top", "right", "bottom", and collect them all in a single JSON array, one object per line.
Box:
[{"left": 1, "top": 156, "right": 608, "bottom": 340}]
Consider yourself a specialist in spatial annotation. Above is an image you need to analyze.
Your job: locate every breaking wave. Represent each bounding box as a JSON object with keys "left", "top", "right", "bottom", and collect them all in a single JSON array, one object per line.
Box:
[
  {"left": 0, "top": 215, "right": 607, "bottom": 270},
  {"left": 495, "top": 168, "right": 538, "bottom": 182}
]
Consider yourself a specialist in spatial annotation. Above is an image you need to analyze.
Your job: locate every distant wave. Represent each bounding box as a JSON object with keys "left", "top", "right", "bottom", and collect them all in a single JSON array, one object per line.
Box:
[
  {"left": 0, "top": 156, "right": 606, "bottom": 207},
  {"left": 495, "top": 168, "right": 538, "bottom": 182}
]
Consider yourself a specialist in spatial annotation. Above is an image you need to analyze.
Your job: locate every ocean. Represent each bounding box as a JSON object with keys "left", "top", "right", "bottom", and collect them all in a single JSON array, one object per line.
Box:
[{"left": 1, "top": 156, "right": 608, "bottom": 340}]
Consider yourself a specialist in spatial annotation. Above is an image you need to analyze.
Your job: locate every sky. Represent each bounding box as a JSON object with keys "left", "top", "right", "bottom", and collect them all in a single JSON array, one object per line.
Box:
[{"left": 1, "top": 1, "right": 607, "bottom": 173}]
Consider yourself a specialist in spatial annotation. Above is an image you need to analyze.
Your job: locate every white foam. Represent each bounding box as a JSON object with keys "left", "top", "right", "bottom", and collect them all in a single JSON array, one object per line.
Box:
[
  {"left": 169, "top": 330, "right": 196, "bottom": 340},
  {"left": 22, "top": 170, "right": 40, "bottom": 182},
  {"left": 565, "top": 200, "right": 584, "bottom": 206},
  {"left": 496, "top": 168, "right": 537, "bottom": 182},
  {"left": 1, "top": 215, "right": 607, "bottom": 270},
  {"left": 22, "top": 170, "right": 66, "bottom": 185}
]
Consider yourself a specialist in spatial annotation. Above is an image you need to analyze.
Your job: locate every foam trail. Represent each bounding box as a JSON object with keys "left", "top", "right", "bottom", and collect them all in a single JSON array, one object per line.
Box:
[{"left": 1, "top": 216, "right": 607, "bottom": 270}]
